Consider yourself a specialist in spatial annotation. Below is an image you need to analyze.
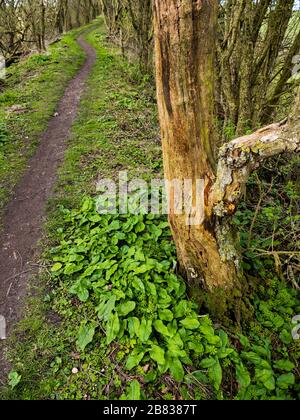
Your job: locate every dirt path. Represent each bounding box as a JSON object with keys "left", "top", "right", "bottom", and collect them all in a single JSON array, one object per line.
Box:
[{"left": 0, "top": 35, "right": 96, "bottom": 383}]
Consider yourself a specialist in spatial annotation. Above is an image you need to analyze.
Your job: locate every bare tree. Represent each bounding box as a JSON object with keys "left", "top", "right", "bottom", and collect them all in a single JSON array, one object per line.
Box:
[
  {"left": 0, "top": 0, "right": 101, "bottom": 63},
  {"left": 217, "top": 0, "right": 300, "bottom": 135},
  {"left": 101, "top": 0, "right": 153, "bottom": 71}
]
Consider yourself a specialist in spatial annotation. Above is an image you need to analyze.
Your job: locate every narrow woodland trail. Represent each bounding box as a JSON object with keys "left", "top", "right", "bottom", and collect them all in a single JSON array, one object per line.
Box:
[{"left": 0, "top": 35, "right": 96, "bottom": 381}]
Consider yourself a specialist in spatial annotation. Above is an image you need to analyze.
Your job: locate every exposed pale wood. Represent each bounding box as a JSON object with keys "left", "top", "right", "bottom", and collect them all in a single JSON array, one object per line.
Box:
[
  {"left": 211, "top": 90, "right": 300, "bottom": 218},
  {"left": 153, "top": 0, "right": 240, "bottom": 297}
]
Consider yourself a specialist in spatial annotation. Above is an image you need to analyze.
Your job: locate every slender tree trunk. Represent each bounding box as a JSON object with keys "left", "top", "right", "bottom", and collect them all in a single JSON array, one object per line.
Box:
[
  {"left": 76, "top": 0, "right": 82, "bottom": 27},
  {"left": 40, "top": 0, "right": 46, "bottom": 51}
]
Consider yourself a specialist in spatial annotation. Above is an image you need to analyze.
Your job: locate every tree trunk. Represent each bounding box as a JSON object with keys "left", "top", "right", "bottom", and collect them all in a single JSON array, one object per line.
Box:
[
  {"left": 153, "top": 0, "right": 300, "bottom": 322},
  {"left": 153, "top": 0, "right": 242, "bottom": 320},
  {"left": 40, "top": 0, "right": 46, "bottom": 51}
]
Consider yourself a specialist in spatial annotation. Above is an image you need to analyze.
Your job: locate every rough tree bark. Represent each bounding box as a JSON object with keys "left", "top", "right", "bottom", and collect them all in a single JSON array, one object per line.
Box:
[{"left": 153, "top": 0, "right": 300, "bottom": 321}]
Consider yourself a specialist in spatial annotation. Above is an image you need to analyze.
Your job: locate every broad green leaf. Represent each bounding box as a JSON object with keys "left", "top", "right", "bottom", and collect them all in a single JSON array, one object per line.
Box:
[
  {"left": 51, "top": 262, "right": 62, "bottom": 272},
  {"left": 139, "top": 318, "right": 152, "bottom": 343},
  {"left": 200, "top": 358, "right": 216, "bottom": 369},
  {"left": 255, "top": 369, "right": 275, "bottom": 391},
  {"left": 208, "top": 359, "right": 222, "bottom": 391},
  {"left": 273, "top": 359, "right": 295, "bottom": 372},
  {"left": 153, "top": 320, "right": 170, "bottom": 336},
  {"left": 128, "top": 317, "right": 140, "bottom": 338},
  {"left": 236, "top": 364, "right": 251, "bottom": 389},
  {"left": 167, "top": 319, "right": 178, "bottom": 337},
  {"left": 82, "top": 198, "right": 92, "bottom": 212},
  {"left": 117, "top": 318, "right": 126, "bottom": 340},
  {"left": 106, "top": 220, "right": 120, "bottom": 232},
  {"left": 180, "top": 318, "right": 200, "bottom": 330},
  {"left": 98, "top": 259, "right": 117, "bottom": 270},
  {"left": 70, "top": 279, "right": 90, "bottom": 302},
  {"left": 134, "top": 263, "right": 155, "bottom": 275},
  {"left": 98, "top": 296, "right": 116, "bottom": 321},
  {"left": 158, "top": 222, "right": 170, "bottom": 230},
  {"left": 168, "top": 342, "right": 186, "bottom": 358},
  {"left": 76, "top": 324, "right": 96, "bottom": 352},
  {"left": 238, "top": 334, "right": 251, "bottom": 348},
  {"left": 199, "top": 323, "right": 221, "bottom": 345},
  {"left": 149, "top": 345, "right": 165, "bottom": 365},
  {"left": 169, "top": 358, "right": 185, "bottom": 382},
  {"left": 106, "top": 264, "right": 118, "bottom": 280},
  {"left": 82, "top": 265, "right": 97, "bottom": 277},
  {"left": 144, "top": 370, "right": 157, "bottom": 383},
  {"left": 106, "top": 313, "right": 120, "bottom": 345},
  {"left": 188, "top": 341, "right": 204, "bottom": 355},
  {"left": 135, "top": 248, "right": 145, "bottom": 261},
  {"left": 147, "top": 282, "right": 157, "bottom": 297},
  {"left": 69, "top": 254, "right": 85, "bottom": 263},
  {"left": 173, "top": 333, "right": 184, "bottom": 348},
  {"left": 135, "top": 222, "right": 145, "bottom": 233},
  {"left": 241, "top": 351, "right": 263, "bottom": 366},
  {"left": 218, "top": 330, "right": 229, "bottom": 347},
  {"left": 279, "top": 329, "right": 293, "bottom": 345},
  {"left": 167, "top": 274, "right": 182, "bottom": 296},
  {"left": 132, "top": 278, "right": 145, "bottom": 293},
  {"left": 147, "top": 224, "right": 162, "bottom": 240},
  {"left": 128, "top": 380, "right": 141, "bottom": 400},
  {"left": 190, "top": 371, "right": 209, "bottom": 384},
  {"left": 114, "top": 232, "right": 126, "bottom": 240},
  {"left": 126, "top": 348, "right": 145, "bottom": 370},
  {"left": 64, "top": 263, "right": 83, "bottom": 275},
  {"left": 253, "top": 356, "right": 270, "bottom": 369},
  {"left": 117, "top": 301, "right": 136, "bottom": 316},
  {"left": 277, "top": 373, "right": 295, "bottom": 390},
  {"left": 218, "top": 348, "right": 234, "bottom": 359},
  {"left": 158, "top": 309, "right": 174, "bottom": 322},
  {"left": 251, "top": 345, "right": 271, "bottom": 360},
  {"left": 89, "top": 214, "right": 101, "bottom": 223},
  {"left": 112, "top": 289, "right": 126, "bottom": 301}
]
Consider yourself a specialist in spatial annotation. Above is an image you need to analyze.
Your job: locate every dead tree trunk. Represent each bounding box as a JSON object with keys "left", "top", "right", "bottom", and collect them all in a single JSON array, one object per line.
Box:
[{"left": 153, "top": 0, "right": 300, "bottom": 321}]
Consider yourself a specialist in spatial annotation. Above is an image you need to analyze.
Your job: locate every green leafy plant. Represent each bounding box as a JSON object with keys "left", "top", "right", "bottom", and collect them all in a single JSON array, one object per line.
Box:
[
  {"left": 49, "top": 197, "right": 300, "bottom": 400},
  {"left": 76, "top": 323, "right": 96, "bottom": 351}
]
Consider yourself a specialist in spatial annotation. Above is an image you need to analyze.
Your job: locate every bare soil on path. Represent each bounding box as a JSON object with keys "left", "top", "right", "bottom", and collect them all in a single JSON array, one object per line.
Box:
[{"left": 0, "top": 35, "right": 96, "bottom": 384}]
